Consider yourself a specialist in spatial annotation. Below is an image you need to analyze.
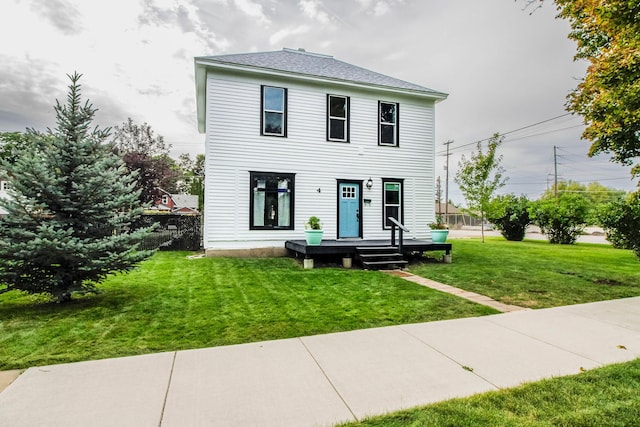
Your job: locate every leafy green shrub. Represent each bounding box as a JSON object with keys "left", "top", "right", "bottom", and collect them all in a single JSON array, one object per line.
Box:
[
  {"left": 305, "top": 216, "right": 322, "bottom": 230},
  {"left": 487, "top": 194, "right": 530, "bottom": 241},
  {"left": 597, "top": 191, "right": 640, "bottom": 257},
  {"left": 530, "top": 194, "right": 590, "bottom": 244}
]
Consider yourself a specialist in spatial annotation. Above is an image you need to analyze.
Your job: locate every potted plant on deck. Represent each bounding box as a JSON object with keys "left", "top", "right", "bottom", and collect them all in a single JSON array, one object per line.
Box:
[
  {"left": 429, "top": 215, "right": 449, "bottom": 243},
  {"left": 304, "top": 216, "right": 324, "bottom": 245}
]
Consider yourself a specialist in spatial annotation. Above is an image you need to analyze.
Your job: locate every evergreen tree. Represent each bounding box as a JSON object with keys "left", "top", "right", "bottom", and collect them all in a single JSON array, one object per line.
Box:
[{"left": 0, "top": 73, "right": 153, "bottom": 303}]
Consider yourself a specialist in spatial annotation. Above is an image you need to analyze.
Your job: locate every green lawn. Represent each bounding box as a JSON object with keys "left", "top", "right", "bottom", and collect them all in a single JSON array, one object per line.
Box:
[
  {"left": 338, "top": 358, "right": 640, "bottom": 427},
  {"left": 409, "top": 238, "right": 640, "bottom": 309},
  {"left": 0, "top": 252, "right": 495, "bottom": 370}
]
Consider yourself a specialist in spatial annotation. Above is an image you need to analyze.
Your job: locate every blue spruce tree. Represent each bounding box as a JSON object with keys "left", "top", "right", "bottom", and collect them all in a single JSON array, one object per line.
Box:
[{"left": 0, "top": 73, "right": 153, "bottom": 302}]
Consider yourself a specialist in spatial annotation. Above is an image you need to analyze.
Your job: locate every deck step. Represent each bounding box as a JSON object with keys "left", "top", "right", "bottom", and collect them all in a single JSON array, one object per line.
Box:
[
  {"left": 358, "top": 252, "right": 403, "bottom": 259},
  {"left": 355, "top": 246, "right": 407, "bottom": 270},
  {"left": 361, "top": 260, "right": 409, "bottom": 269},
  {"left": 355, "top": 246, "right": 399, "bottom": 253}
]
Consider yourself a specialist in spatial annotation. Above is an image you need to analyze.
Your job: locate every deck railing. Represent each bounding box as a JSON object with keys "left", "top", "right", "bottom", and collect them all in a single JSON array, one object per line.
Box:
[{"left": 388, "top": 217, "right": 410, "bottom": 253}]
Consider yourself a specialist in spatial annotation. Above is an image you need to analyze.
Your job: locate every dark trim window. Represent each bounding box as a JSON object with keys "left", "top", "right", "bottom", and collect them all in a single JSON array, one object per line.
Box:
[
  {"left": 250, "top": 172, "right": 295, "bottom": 230},
  {"left": 261, "top": 86, "right": 287, "bottom": 137},
  {"left": 382, "top": 178, "right": 403, "bottom": 229},
  {"left": 327, "top": 95, "right": 349, "bottom": 142},
  {"left": 379, "top": 101, "right": 399, "bottom": 146}
]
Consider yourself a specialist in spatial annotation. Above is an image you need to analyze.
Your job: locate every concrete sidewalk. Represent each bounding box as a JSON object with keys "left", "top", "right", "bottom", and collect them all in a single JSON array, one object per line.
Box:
[{"left": 1, "top": 297, "right": 639, "bottom": 427}]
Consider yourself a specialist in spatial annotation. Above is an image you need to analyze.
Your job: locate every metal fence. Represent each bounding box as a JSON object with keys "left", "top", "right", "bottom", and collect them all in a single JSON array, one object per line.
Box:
[{"left": 136, "top": 214, "right": 202, "bottom": 251}]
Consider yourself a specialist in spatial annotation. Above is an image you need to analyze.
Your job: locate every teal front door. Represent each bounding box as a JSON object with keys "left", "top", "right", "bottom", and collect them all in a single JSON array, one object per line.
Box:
[{"left": 338, "top": 182, "right": 361, "bottom": 238}]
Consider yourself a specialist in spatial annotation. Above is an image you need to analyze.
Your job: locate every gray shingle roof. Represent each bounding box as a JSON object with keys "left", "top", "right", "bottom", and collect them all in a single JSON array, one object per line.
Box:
[{"left": 197, "top": 48, "right": 446, "bottom": 97}]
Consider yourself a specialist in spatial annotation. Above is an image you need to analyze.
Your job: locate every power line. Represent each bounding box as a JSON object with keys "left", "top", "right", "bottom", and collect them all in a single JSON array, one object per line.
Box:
[
  {"left": 436, "top": 113, "right": 572, "bottom": 155},
  {"left": 503, "top": 124, "right": 584, "bottom": 144}
]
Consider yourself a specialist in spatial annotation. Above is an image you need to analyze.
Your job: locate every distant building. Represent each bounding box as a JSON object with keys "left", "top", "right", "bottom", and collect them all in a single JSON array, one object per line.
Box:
[
  {"left": 148, "top": 188, "right": 199, "bottom": 215},
  {"left": 435, "top": 201, "right": 484, "bottom": 228}
]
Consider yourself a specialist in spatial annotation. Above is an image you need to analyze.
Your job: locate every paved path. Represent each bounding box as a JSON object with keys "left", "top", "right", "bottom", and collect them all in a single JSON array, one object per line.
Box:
[
  {"left": 384, "top": 270, "right": 528, "bottom": 313},
  {"left": 1, "top": 297, "right": 639, "bottom": 427}
]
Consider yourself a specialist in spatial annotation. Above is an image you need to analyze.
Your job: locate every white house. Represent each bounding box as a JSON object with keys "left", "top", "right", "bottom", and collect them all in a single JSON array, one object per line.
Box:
[
  {"left": 0, "top": 180, "right": 10, "bottom": 216},
  {"left": 194, "top": 48, "right": 447, "bottom": 256}
]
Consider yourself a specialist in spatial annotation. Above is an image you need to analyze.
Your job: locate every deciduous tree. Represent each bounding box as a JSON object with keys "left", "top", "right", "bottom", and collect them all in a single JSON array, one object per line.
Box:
[
  {"left": 554, "top": 0, "right": 640, "bottom": 178},
  {"left": 111, "top": 118, "right": 179, "bottom": 205},
  {"left": 454, "top": 133, "right": 507, "bottom": 242},
  {"left": 0, "top": 132, "right": 30, "bottom": 165},
  {"left": 177, "top": 153, "right": 205, "bottom": 210}
]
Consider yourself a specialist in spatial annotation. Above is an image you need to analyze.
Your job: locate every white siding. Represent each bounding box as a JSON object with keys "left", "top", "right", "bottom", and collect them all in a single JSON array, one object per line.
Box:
[
  {"left": 203, "top": 70, "right": 437, "bottom": 250},
  {"left": 0, "top": 180, "right": 9, "bottom": 215}
]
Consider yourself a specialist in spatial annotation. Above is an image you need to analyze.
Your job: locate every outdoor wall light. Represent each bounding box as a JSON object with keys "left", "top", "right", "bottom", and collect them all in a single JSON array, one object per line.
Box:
[{"left": 366, "top": 177, "right": 373, "bottom": 190}]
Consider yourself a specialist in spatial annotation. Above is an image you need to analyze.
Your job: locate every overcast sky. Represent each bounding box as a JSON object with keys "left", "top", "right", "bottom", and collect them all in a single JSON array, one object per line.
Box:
[{"left": 1, "top": 0, "right": 636, "bottom": 204}]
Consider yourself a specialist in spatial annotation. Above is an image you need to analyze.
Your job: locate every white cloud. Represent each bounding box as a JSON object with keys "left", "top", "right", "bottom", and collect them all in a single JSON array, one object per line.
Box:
[
  {"left": 299, "top": 0, "right": 330, "bottom": 24},
  {"left": 232, "top": 0, "right": 270, "bottom": 25},
  {"left": 353, "top": 0, "right": 404, "bottom": 17},
  {"left": 269, "top": 25, "right": 310, "bottom": 46},
  {"left": 373, "top": 1, "right": 390, "bottom": 16},
  {"left": 354, "top": 0, "right": 373, "bottom": 8}
]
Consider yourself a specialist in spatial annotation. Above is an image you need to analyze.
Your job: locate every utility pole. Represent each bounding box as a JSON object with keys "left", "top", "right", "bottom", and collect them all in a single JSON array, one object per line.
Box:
[
  {"left": 436, "top": 176, "right": 442, "bottom": 215},
  {"left": 443, "top": 140, "right": 453, "bottom": 219},
  {"left": 554, "top": 145, "right": 558, "bottom": 199}
]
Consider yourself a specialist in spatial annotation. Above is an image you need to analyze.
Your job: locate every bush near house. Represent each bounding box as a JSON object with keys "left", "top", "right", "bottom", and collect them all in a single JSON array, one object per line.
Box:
[
  {"left": 487, "top": 194, "right": 530, "bottom": 241},
  {"left": 529, "top": 193, "right": 590, "bottom": 244},
  {"left": 597, "top": 191, "right": 640, "bottom": 258}
]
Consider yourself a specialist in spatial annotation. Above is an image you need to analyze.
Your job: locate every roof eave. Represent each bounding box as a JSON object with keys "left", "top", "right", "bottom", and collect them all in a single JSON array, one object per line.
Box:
[
  {"left": 195, "top": 60, "right": 208, "bottom": 133},
  {"left": 194, "top": 57, "right": 449, "bottom": 132}
]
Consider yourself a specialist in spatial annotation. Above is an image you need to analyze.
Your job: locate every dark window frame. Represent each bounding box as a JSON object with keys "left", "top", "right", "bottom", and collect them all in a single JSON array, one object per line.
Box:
[
  {"left": 381, "top": 178, "right": 404, "bottom": 229},
  {"left": 249, "top": 171, "right": 295, "bottom": 230},
  {"left": 261, "top": 86, "right": 288, "bottom": 137},
  {"left": 327, "top": 94, "right": 350, "bottom": 142},
  {"left": 378, "top": 101, "right": 399, "bottom": 147}
]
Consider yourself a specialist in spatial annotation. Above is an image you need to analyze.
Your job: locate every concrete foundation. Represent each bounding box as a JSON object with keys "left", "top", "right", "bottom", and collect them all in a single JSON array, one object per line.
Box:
[
  {"left": 303, "top": 259, "right": 314, "bottom": 269},
  {"left": 205, "top": 247, "right": 289, "bottom": 258}
]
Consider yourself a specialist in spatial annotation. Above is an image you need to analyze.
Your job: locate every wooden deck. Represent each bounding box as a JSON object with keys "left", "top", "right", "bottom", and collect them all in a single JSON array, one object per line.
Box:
[{"left": 285, "top": 239, "right": 452, "bottom": 257}]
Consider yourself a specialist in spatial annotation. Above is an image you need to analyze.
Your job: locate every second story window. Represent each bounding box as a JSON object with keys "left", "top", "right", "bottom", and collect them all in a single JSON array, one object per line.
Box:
[
  {"left": 379, "top": 101, "right": 399, "bottom": 146},
  {"left": 327, "top": 95, "right": 349, "bottom": 142},
  {"left": 262, "top": 86, "right": 287, "bottom": 137}
]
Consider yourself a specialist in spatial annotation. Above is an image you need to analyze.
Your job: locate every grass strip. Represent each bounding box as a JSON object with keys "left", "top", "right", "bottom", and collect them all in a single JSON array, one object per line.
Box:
[
  {"left": 337, "top": 357, "right": 640, "bottom": 426},
  {"left": 409, "top": 238, "right": 640, "bottom": 308}
]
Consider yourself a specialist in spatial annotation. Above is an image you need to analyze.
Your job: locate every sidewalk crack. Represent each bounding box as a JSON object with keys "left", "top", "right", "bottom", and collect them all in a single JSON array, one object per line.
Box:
[
  {"left": 158, "top": 351, "right": 177, "bottom": 427},
  {"left": 298, "top": 338, "right": 359, "bottom": 423}
]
